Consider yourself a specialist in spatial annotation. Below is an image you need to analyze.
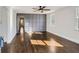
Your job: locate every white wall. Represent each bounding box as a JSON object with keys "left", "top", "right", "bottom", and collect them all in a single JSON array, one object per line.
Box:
[
  {"left": 47, "top": 7, "right": 79, "bottom": 44},
  {"left": 7, "top": 7, "right": 17, "bottom": 43},
  {"left": 0, "top": 7, "right": 8, "bottom": 42},
  {"left": 0, "top": 6, "right": 17, "bottom": 43}
]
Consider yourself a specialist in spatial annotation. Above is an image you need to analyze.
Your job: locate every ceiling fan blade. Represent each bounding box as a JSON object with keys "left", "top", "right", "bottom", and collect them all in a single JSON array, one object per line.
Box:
[
  {"left": 32, "top": 6, "right": 50, "bottom": 13},
  {"left": 32, "top": 8, "right": 38, "bottom": 10},
  {"left": 43, "top": 9, "right": 50, "bottom": 11},
  {"left": 42, "top": 6, "right": 46, "bottom": 8},
  {"left": 32, "top": 8, "right": 39, "bottom": 12}
]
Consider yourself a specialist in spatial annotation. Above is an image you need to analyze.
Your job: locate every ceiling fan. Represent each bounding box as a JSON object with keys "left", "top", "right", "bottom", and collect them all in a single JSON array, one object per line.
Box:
[{"left": 32, "top": 6, "right": 50, "bottom": 13}]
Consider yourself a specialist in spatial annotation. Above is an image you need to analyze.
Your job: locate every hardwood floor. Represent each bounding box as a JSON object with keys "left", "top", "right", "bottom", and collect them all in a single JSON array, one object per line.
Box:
[
  {"left": 1, "top": 32, "right": 34, "bottom": 53},
  {"left": 1, "top": 32, "right": 79, "bottom": 53},
  {"left": 47, "top": 32, "right": 79, "bottom": 53}
]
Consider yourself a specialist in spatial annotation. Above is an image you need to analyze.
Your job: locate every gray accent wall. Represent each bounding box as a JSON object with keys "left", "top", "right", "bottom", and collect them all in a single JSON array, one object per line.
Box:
[{"left": 17, "top": 14, "right": 46, "bottom": 32}]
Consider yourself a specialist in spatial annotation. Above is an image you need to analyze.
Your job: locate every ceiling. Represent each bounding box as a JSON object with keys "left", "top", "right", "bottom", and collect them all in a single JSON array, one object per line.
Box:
[{"left": 12, "top": 6, "right": 65, "bottom": 14}]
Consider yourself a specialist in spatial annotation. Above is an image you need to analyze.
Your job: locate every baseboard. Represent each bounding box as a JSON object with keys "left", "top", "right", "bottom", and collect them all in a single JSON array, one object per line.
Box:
[
  {"left": 7, "top": 33, "right": 16, "bottom": 44},
  {"left": 47, "top": 31, "right": 79, "bottom": 45}
]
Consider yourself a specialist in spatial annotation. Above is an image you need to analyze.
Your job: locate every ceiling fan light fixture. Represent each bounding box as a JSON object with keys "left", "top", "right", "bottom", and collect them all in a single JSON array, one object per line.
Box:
[{"left": 32, "top": 6, "right": 50, "bottom": 13}]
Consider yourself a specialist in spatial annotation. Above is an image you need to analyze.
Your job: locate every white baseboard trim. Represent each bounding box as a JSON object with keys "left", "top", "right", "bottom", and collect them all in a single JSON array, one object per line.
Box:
[
  {"left": 7, "top": 33, "right": 16, "bottom": 44},
  {"left": 48, "top": 31, "right": 79, "bottom": 44}
]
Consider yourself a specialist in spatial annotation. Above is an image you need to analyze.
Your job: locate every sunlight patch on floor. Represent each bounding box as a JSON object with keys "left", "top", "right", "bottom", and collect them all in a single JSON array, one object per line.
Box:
[
  {"left": 37, "top": 40, "right": 46, "bottom": 45},
  {"left": 43, "top": 40, "right": 50, "bottom": 46},
  {"left": 31, "top": 40, "right": 46, "bottom": 45},
  {"left": 31, "top": 38, "right": 63, "bottom": 47},
  {"left": 49, "top": 38, "right": 64, "bottom": 52},
  {"left": 50, "top": 38, "right": 64, "bottom": 47},
  {"left": 31, "top": 40, "right": 38, "bottom": 45},
  {"left": 31, "top": 38, "right": 64, "bottom": 53}
]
